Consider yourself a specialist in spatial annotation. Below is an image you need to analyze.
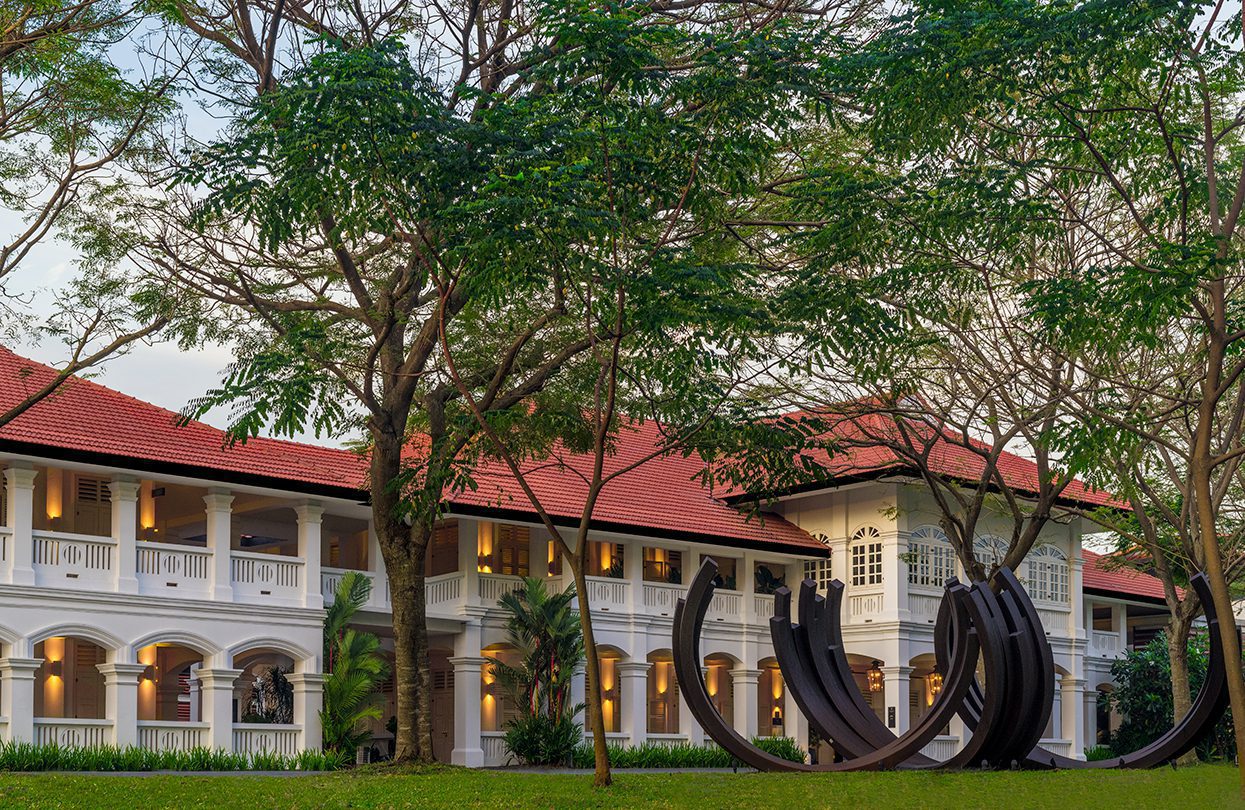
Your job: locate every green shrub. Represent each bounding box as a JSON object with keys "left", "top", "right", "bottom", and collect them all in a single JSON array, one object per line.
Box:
[
  {"left": 570, "top": 738, "right": 805, "bottom": 769},
  {"left": 0, "top": 742, "right": 347, "bottom": 772},
  {"left": 1084, "top": 745, "right": 1115, "bottom": 761},
  {"left": 503, "top": 714, "right": 583, "bottom": 766}
]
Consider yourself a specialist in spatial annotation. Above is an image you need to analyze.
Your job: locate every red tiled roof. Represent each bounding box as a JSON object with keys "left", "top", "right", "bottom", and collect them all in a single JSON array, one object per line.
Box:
[
  {"left": 0, "top": 347, "right": 822, "bottom": 555},
  {"left": 779, "top": 409, "right": 1120, "bottom": 509},
  {"left": 1081, "top": 549, "right": 1175, "bottom": 602}
]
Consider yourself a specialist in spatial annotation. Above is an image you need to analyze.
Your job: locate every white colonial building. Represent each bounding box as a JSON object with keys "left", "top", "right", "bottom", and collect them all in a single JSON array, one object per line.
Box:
[{"left": 0, "top": 348, "right": 1171, "bottom": 764}]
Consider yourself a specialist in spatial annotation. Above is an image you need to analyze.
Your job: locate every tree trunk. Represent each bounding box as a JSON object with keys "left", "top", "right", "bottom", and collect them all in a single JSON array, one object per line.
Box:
[
  {"left": 1167, "top": 610, "right": 1197, "bottom": 767},
  {"left": 570, "top": 561, "right": 612, "bottom": 787}
]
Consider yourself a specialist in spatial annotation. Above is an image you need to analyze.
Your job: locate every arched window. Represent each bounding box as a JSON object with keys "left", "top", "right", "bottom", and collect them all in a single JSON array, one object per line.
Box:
[
  {"left": 850, "top": 526, "right": 883, "bottom": 587},
  {"left": 908, "top": 526, "right": 956, "bottom": 588},
  {"left": 972, "top": 534, "right": 1010, "bottom": 571},
  {"left": 1027, "top": 544, "right": 1069, "bottom": 603}
]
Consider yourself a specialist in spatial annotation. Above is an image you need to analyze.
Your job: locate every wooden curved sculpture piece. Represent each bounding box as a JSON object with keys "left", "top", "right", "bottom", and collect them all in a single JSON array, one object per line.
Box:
[{"left": 673, "top": 557, "right": 1230, "bottom": 771}]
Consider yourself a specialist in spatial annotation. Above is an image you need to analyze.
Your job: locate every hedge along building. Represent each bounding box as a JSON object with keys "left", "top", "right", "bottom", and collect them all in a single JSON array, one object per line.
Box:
[{"left": 0, "top": 347, "right": 1170, "bottom": 763}]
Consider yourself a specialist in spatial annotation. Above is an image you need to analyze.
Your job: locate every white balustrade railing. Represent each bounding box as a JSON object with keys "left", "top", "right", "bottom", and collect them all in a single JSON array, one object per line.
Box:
[
  {"left": 425, "top": 572, "right": 461, "bottom": 608},
  {"left": 1090, "top": 630, "right": 1122, "bottom": 657},
  {"left": 920, "top": 735, "right": 960, "bottom": 760},
  {"left": 136, "top": 542, "right": 211, "bottom": 597},
  {"left": 481, "top": 732, "right": 510, "bottom": 766},
  {"left": 908, "top": 593, "right": 941, "bottom": 623},
  {"left": 707, "top": 590, "right": 742, "bottom": 621},
  {"left": 641, "top": 582, "right": 683, "bottom": 616},
  {"left": 585, "top": 576, "right": 629, "bottom": 611},
  {"left": 848, "top": 591, "right": 884, "bottom": 620},
  {"left": 232, "top": 723, "right": 300, "bottom": 757},
  {"left": 753, "top": 593, "right": 776, "bottom": 620},
  {"left": 479, "top": 573, "right": 523, "bottom": 605},
  {"left": 1040, "top": 738, "right": 1073, "bottom": 758},
  {"left": 137, "top": 721, "right": 209, "bottom": 752},
  {"left": 1035, "top": 608, "right": 1069, "bottom": 635},
  {"left": 32, "top": 530, "right": 115, "bottom": 589},
  {"left": 34, "top": 718, "right": 112, "bottom": 748},
  {"left": 645, "top": 733, "right": 689, "bottom": 748},
  {"left": 230, "top": 551, "right": 302, "bottom": 604}
]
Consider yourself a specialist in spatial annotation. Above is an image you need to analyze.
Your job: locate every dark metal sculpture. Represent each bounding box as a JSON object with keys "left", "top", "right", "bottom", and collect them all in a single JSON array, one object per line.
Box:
[{"left": 672, "top": 557, "right": 1230, "bottom": 770}]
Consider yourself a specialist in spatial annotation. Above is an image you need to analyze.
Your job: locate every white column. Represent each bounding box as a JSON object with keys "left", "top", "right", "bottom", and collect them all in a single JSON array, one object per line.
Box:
[
  {"left": 1083, "top": 688, "right": 1099, "bottom": 751},
  {"left": 730, "top": 668, "right": 760, "bottom": 740},
  {"left": 188, "top": 665, "right": 202, "bottom": 723},
  {"left": 881, "top": 531, "right": 906, "bottom": 620},
  {"left": 677, "top": 676, "right": 703, "bottom": 745},
  {"left": 98, "top": 662, "right": 146, "bottom": 747},
  {"left": 740, "top": 554, "right": 757, "bottom": 626},
  {"left": 294, "top": 502, "right": 324, "bottom": 610},
  {"left": 203, "top": 490, "right": 234, "bottom": 601},
  {"left": 110, "top": 478, "right": 141, "bottom": 594},
  {"left": 0, "top": 657, "right": 41, "bottom": 741},
  {"left": 1062, "top": 676, "right": 1086, "bottom": 758},
  {"left": 784, "top": 676, "right": 807, "bottom": 750},
  {"left": 449, "top": 656, "right": 486, "bottom": 766},
  {"left": 625, "top": 542, "right": 644, "bottom": 614},
  {"left": 288, "top": 672, "right": 325, "bottom": 751},
  {"left": 617, "top": 661, "right": 650, "bottom": 746},
  {"left": 4, "top": 465, "right": 37, "bottom": 586},
  {"left": 459, "top": 520, "right": 480, "bottom": 606},
  {"left": 881, "top": 665, "right": 912, "bottom": 733},
  {"left": 1069, "top": 550, "right": 1085, "bottom": 639},
  {"left": 196, "top": 667, "right": 242, "bottom": 751},
  {"left": 571, "top": 663, "right": 587, "bottom": 733},
  {"left": 1114, "top": 604, "right": 1128, "bottom": 651}
]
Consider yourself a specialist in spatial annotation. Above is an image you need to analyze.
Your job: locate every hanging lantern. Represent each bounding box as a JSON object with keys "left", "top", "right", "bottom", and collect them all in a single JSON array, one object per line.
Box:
[
  {"left": 867, "top": 660, "right": 884, "bottom": 693},
  {"left": 929, "top": 670, "right": 944, "bottom": 699}
]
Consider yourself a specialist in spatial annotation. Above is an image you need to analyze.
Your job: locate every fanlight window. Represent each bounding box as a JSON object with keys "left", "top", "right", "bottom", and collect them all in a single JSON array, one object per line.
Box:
[
  {"left": 972, "top": 535, "right": 1010, "bottom": 572},
  {"left": 850, "top": 526, "right": 883, "bottom": 587},
  {"left": 908, "top": 526, "right": 956, "bottom": 589},
  {"left": 1026, "top": 544, "right": 1069, "bottom": 603}
]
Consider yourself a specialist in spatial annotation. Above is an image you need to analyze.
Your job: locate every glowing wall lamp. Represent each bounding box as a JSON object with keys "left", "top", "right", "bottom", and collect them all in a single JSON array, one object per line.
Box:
[{"left": 867, "top": 660, "right": 884, "bottom": 693}]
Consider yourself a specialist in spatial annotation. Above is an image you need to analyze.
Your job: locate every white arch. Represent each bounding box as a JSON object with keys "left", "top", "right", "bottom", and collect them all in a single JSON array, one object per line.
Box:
[
  {"left": 0, "top": 622, "right": 20, "bottom": 655},
  {"left": 28, "top": 623, "right": 125, "bottom": 657},
  {"left": 226, "top": 636, "right": 317, "bottom": 671},
  {"left": 130, "top": 629, "right": 222, "bottom": 659}
]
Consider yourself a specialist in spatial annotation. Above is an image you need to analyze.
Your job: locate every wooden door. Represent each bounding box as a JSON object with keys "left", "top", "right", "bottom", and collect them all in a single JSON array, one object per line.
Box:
[{"left": 431, "top": 666, "right": 455, "bottom": 762}]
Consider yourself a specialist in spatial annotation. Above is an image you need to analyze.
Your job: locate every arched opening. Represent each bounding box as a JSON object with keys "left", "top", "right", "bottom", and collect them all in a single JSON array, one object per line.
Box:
[
  {"left": 481, "top": 643, "right": 520, "bottom": 733},
  {"left": 1095, "top": 682, "right": 1116, "bottom": 746},
  {"left": 233, "top": 648, "right": 297, "bottom": 724},
  {"left": 704, "top": 654, "right": 735, "bottom": 726},
  {"left": 135, "top": 643, "right": 204, "bottom": 722},
  {"left": 908, "top": 652, "right": 943, "bottom": 726},
  {"left": 646, "top": 650, "right": 679, "bottom": 735},
  {"left": 847, "top": 653, "right": 885, "bottom": 724},
  {"left": 596, "top": 647, "right": 625, "bottom": 733},
  {"left": 32, "top": 634, "right": 114, "bottom": 747},
  {"left": 758, "top": 657, "right": 785, "bottom": 738}
]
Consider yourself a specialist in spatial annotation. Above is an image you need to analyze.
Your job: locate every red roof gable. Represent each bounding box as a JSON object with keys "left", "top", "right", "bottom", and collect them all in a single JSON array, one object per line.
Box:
[
  {"left": 1082, "top": 549, "right": 1175, "bottom": 603},
  {"left": 778, "top": 409, "right": 1119, "bottom": 509},
  {"left": 0, "top": 347, "right": 821, "bottom": 554}
]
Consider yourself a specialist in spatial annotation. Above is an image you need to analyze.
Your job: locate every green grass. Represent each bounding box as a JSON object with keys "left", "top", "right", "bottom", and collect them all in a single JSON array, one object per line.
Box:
[{"left": 0, "top": 764, "right": 1238, "bottom": 809}]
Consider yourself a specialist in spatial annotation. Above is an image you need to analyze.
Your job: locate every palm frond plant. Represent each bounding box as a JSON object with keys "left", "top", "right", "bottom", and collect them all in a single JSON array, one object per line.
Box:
[
  {"left": 494, "top": 577, "right": 585, "bottom": 765},
  {"left": 320, "top": 571, "right": 390, "bottom": 758}
]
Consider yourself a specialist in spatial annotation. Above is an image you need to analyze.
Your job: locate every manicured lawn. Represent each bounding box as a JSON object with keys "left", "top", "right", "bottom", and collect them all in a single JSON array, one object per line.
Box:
[{"left": 0, "top": 765, "right": 1239, "bottom": 809}]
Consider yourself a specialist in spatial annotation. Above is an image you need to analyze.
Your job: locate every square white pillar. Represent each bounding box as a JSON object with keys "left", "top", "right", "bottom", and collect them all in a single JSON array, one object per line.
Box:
[
  {"left": 98, "top": 662, "right": 147, "bottom": 747},
  {"left": 195, "top": 667, "right": 242, "bottom": 751},
  {"left": 294, "top": 503, "right": 324, "bottom": 610},
  {"left": 1062, "top": 676, "right": 1086, "bottom": 758},
  {"left": 4, "top": 465, "right": 37, "bottom": 586},
  {"left": 0, "top": 657, "right": 41, "bottom": 741},
  {"left": 730, "top": 668, "right": 760, "bottom": 740},
  {"left": 881, "top": 665, "right": 912, "bottom": 733},
  {"left": 617, "top": 661, "right": 650, "bottom": 746},
  {"left": 449, "top": 656, "right": 486, "bottom": 766},
  {"left": 784, "top": 675, "right": 807, "bottom": 751},
  {"left": 203, "top": 491, "right": 234, "bottom": 602},
  {"left": 110, "top": 478, "right": 141, "bottom": 594},
  {"left": 288, "top": 672, "right": 325, "bottom": 751},
  {"left": 677, "top": 674, "right": 703, "bottom": 745}
]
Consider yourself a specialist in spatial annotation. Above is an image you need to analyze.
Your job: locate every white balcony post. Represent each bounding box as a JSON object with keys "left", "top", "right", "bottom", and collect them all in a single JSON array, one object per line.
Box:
[
  {"left": 196, "top": 667, "right": 242, "bottom": 751},
  {"left": 0, "top": 657, "right": 41, "bottom": 741},
  {"left": 459, "top": 520, "right": 480, "bottom": 605},
  {"left": 1083, "top": 688, "right": 1098, "bottom": 752},
  {"left": 570, "top": 663, "right": 587, "bottom": 733},
  {"left": 449, "top": 658, "right": 485, "bottom": 766},
  {"left": 110, "top": 478, "right": 141, "bottom": 594},
  {"left": 98, "top": 662, "right": 146, "bottom": 747},
  {"left": 617, "top": 661, "right": 650, "bottom": 746},
  {"left": 4, "top": 465, "right": 37, "bottom": 585},
  {"left": 881, "top": 665, "right": 912, "bottom": 733},
  {"left": 288, "top": 672, "right": 325, "bottom": 751},
  {"left": 1062, "top": 675, "right": 1086, "bottom": 758},
  {"left": 785, "top": 675, "right": 807, "bottom": 751},
  {"left": 730, "top": 668, "right": 760, "bottom": 740},
  {"left": 203, "top": 490, "right": 234, "bottom": 601},
  {"left": 740, "top": 554, "right": 756, "bottom": 626},
  {"left": 294, "top": 502, "right": 324, "bottom": 610},
  {"left": 677, "top": 675, "right": 703, "bottom": 745},
  {"left": 625, "top": 542, "right": 644, "bottom": 613}
]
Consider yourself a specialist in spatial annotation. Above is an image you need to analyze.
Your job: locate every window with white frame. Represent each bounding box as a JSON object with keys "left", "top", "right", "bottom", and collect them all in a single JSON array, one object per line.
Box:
[
  {"left": 972, "top": 534, "right": 1010, "bottom": 573},
  {"left": 850, "top": 526, "right": 883, "bottom": 586},
  {"left": 1026, "top": 544, "right": 1069, "bottom": 603},
  {"left": 803, "top": 557, "right": 832, "bottom": 592},
  {"left": 907, "top": 526, "right": 956, "bottom": 588}
]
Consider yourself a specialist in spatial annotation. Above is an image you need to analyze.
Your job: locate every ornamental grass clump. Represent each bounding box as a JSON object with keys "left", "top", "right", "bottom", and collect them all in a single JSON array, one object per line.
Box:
[
  {"left": 0, "top": 742, "right": 347, "bottom": 772},
  {"left": 570, "top": 738, "right": 805, "bottom": 769}
]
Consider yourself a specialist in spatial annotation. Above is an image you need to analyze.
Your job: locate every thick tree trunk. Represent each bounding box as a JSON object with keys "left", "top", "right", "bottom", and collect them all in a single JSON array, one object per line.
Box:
[
  {"left": 1167, "top": 611, "right": 1198, "bottom": 767},
  {"left": 570, "top": 561, "right": 612, "bottom": 787}
]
